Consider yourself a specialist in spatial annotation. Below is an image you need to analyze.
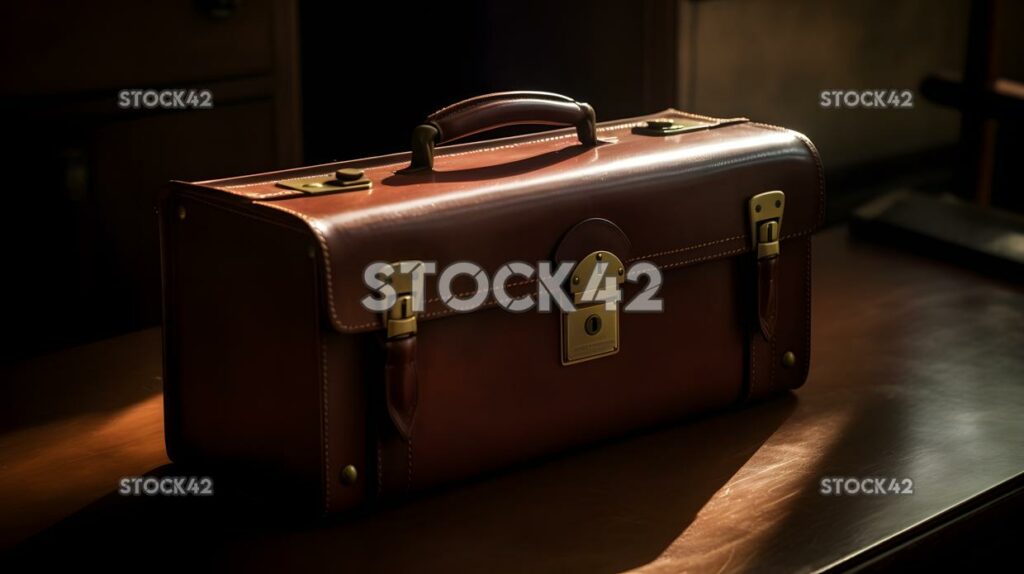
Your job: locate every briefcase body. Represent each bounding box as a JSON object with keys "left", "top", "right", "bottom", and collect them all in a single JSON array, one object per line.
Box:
[{"left": 160, "top": 92, "right": 824, "bottom": 513}]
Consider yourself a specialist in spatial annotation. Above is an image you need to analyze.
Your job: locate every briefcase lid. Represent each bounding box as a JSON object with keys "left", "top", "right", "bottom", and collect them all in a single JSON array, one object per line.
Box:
[{"left": 183, "top": 109, "right": 823, "bottom": 334}]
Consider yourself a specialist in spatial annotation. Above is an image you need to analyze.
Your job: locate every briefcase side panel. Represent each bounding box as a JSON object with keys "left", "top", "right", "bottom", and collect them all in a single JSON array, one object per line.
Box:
[{"left": 161, "top": 188, "right": 347, "bottom": 511}]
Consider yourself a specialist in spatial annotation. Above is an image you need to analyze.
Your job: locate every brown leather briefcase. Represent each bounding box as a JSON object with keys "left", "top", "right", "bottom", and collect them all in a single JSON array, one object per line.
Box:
[{"left": 160, "top": 91, "right": 824, "bottom": 513}]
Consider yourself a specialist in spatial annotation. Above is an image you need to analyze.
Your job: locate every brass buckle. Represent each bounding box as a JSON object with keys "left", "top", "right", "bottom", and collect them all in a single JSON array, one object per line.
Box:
[
  {"left": 561, "top": 251, "right": 625, "bottom": 365},
  {"left": 385, "top": 262, "right": 418, "bottom": 339},
  {"left": 749, "top": 191, "right": 785, "bottom": 259}
]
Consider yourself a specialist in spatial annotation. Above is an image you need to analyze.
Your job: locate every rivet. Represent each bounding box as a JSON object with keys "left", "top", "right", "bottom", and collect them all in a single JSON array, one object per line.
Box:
[
  {"left": 177, "top": 206, "right": 187, "bottom": 221},
  {"left": 335, "top": 168, "right": 365, "bottom": 182},
  {"left": 775, "top": 199, "right": 782, "bottom": 208},
  {"left": 572, "top": 275, "right": 580, "bottom": 284},
  {"left": 596, "top": 252, "right": 604, "bottom": 261},
  {"left": 617, "top": 267, "right": 624, "bottom": 276},
  {"left": 782, "top": 351, "right": 796, "bottom": 368},
  {"left": 755, "top": 204, "right": 762, "bottom": 213},
  {"left": 340, "top": 464, "right": 358, "bottom": 485}
]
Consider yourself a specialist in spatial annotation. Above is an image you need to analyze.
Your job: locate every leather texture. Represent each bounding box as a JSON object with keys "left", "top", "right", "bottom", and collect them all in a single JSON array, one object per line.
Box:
[
  {"left": 164, "top": 100, "right": 824, "bottom": 514},
  {"left": 553, "top": 217, "right": 633, "bottom": 264}
]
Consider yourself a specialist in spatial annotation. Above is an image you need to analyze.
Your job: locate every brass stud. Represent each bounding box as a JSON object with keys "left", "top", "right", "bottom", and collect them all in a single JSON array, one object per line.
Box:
[
  {"left": 572, "top": 275, "right": 580, "bottom": 285},
  {"left": 617, "top": 267, "right": 624, "bottom": 276},
  {"left": 177, "top": 205, "right": 187, "bottom": 221},
  {"left": 782, "top": 351, "right": 796, "bottom": 368},
  {"left": 335, "top": 168, "right": 364, "bottom": 182},
  {"left": 340, "top": 464, "right": 358, "bottom": 485},
  {"left": 596, "top": 252, "right": 604, "bottom": 261}
]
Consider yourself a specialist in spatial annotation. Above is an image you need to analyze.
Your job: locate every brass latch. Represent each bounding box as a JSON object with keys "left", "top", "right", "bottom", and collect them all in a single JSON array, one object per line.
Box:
[
  {"left": 632, "top": 117, "right": 747, "bottom": 137},
  {"left": 277, "top": 168, "right": 372, "bottom": 195},
  {"left": 385, "top": 263, "right": 417, "bottom": 339},
  {"left": 749, "top": 191, "right": 785, "bottom": 259},
  {"left": 561, "top": 251, "right": 625, "bottom": 365}
]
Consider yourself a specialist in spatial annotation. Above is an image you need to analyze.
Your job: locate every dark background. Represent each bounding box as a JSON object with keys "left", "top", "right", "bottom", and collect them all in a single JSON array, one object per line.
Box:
[{"left": 0, "top": 0, "right": 1019, "bottom": 360}]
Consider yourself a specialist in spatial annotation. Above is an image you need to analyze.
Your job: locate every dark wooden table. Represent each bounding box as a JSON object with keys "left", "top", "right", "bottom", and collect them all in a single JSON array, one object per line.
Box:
[{"left": 2, "top": 226, "right": 1023, "bottom": 572}]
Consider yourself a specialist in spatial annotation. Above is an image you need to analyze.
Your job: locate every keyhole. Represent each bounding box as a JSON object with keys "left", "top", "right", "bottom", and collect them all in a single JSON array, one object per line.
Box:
[{"left": 584, "top": 314, "right": 602, "bottom": 336}]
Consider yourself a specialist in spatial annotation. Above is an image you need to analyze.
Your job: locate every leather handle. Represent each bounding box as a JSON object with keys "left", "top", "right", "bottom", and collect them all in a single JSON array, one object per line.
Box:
[{"left": 405, "top": 91, "right": 598, "bottom": 172}]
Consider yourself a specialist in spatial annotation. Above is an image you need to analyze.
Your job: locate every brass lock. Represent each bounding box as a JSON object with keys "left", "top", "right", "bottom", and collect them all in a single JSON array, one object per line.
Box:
[
  {"left": 561, "top": 250, "right": 625, "bottom": 365},
  {"left": 749, "top": 190, "right": 785, "bottom": 259}
]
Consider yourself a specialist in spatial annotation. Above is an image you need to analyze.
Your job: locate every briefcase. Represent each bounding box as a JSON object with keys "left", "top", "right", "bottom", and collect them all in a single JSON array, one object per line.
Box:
[{"left": 160, "top": 91, "right": 824, "bottom": 513}]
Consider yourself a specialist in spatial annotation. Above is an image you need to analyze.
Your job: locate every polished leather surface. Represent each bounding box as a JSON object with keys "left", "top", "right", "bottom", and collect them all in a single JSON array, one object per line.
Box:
[
  {"left": 169, "top": 105, "right": 823, "bottom": 512},
  {"left": 553, "top": 217, "right": 633, "bottom": 264},
  {"left": 5, "top": 227, "right": 1024, "bottom": 572}
]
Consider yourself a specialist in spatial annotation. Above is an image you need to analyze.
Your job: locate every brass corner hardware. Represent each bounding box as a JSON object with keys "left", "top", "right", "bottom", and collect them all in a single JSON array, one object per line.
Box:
[
  {"left": 749, "top": 191, "right": 785, "bottom": 259},
  {"left": 561, "top": 250, "right": 625, "bottom": 365}
]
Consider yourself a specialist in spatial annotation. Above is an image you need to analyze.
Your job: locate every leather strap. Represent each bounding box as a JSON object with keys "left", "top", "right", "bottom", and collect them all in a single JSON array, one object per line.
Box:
[
  {"left": 757, "top": 256, "right": 779, "bottom": 341},
  {"left": 378, "top": 335, "right": 418, "bottom": 498},
  {"left": 746, "top": 255, "right": 780, "bottom": 401}
]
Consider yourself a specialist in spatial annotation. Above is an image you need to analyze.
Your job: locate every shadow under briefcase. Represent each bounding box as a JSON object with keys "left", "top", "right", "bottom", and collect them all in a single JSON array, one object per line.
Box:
[{"left": 160, "top": 91, "right": 824, "bottom": 513}]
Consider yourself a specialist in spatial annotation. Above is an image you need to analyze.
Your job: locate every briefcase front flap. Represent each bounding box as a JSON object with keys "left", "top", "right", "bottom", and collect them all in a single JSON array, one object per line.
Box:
[{"left": 198, "top": 109, "right": 823, "bottom": 335}]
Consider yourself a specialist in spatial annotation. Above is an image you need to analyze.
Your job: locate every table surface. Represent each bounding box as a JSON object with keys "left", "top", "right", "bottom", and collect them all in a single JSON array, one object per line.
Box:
[{"left": 2, "top": 226, "right": 1023, "bottom": 572}]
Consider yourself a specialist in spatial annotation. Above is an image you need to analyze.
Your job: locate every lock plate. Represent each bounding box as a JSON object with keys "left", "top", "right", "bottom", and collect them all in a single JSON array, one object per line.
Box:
[
  {"left": 749, "top": 190, "right": 785, "bottom": 259},
  {"left": 277, "top": 168, "right": 372, "bottom": 195},
  {"left": 561, "top": 250, "right": 625, "bottom": 365}
]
